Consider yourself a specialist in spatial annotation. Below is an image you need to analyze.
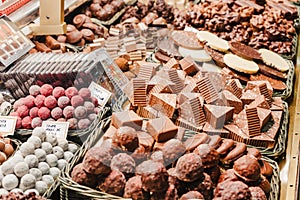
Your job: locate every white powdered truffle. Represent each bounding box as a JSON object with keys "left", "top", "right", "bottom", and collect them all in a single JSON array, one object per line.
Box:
[
  {"left": 11, "top": 188, "right": 23, "bottom": 193},
  {"left": 46, "top": 154, "right": 58, "bottom": 167},
  {"left": 25, "top": 189, "right": 39, "bottom": 196},
  {"left": 32, "top": 127, "right": 46, "bottom": 142},
  {"left": 41, "top": 142, "right": 53, "bottom": 154},
  {"left": 29, "top": 168, "right": 42, "bottom": 181},
  {"left": 68, "top": 143, "right": 78, "bottom": 154},
  {"left": 64, "top": 151, "right": 74, "bottom": 162},
  {"left": 27, "top": 136, "right": 42, "bottom": 149},
  {"left": 10, "top": 153, "right": 24, "bottom": 164},
  {"left": 53, "top": 146, "right": 64, "bottom": 159},
  {"left": 35, "top": 181, "right": 48, "bottom": 195},
  {"left": 20, "top": 174, "right": 36, "bottom": 191},
  {"left": 57, "top": 138, "right": 68, "bottom": 151},
  {"left": 24, "top": 155, "right": 39, "bottom": 168},
  {"left": 38, "top": 162, "right": 50, "bottom": 175},
  {"left": 20, "top": 142, "right": 35, "bottom": 157},
  {"left": 2, "top": 174, "right": 19, "bottom": 190},
  {"left": 42, "top": 175, "right": 54, "bottom": 187},
  {"left": 0, "top": 171, "right": 3, "bottom": 187},
  {"left": 57, "top": 159, "right": 67, "bottom": 170},
  {"left": 34, "top": 149, "right": 46, "bottom": 162},
  {"left": 1, "top": 161, "right": 14, "bottom": 175},
  {"left": 14, "top": 162, "right": 29, "bottom": 177},
  {"left": 0, "top": 189, "right": 9, "bottom": 195},
  {"left": 45, "top": 134, "right": 58, "bottom": 146},
  {"left": 49, "top": 167, "right": 60, "bottom": 179}
]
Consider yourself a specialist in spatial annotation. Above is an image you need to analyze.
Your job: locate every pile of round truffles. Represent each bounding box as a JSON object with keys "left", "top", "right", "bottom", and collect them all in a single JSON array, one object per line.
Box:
[
  {"left": 0, "top": 137, "right": 15, "bottom": 165},
  {"left": 10, "top": 84, "right": 99, "bottom": 130},
  {"left": 0, "top": 127, "right": 78, "bottom": 196}
]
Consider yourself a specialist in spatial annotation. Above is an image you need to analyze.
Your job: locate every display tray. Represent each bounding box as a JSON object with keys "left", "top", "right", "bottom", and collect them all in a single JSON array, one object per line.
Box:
[{"left": 59, "top": 117, "right": 280, "bottom": 200}]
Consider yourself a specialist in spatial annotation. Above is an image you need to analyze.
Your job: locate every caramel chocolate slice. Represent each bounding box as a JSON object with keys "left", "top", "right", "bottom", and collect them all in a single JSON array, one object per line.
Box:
[
  {"left": 250, "top": 74, "right": 286, "bottom": 91},
  {"left": 179, "top": 56, "right": 200, "bottom": 75},
  {"left": 149, "top": 93, "right": 177, "bottom": 118},
  {"left": 164, "top": 58, "right": 180, "bottom": 69},
  {"left": 248, "top": 95, "right": 270, "bottom": 110},
  {"left": 137, "top": 62, "right": 157, "bottom": 81},
  {"left": 137, "top": 131, "right": 155, "bottom": 151},
  {"left": 146, "top": 116, "right": 178, "bottom": 142},
  {"left": 179, "top": 97, "right": 206, "bottom": 126},
  {"left": 204, "top": 104, "right": 234, "bottom": 129},
  {"left": 258, "top": 64, "right": 287, "bottom": 80},
  {"left": 196, "top": 77, "right": 219, "bottom": 104},
  {"left": 221, "top": 90, "right": 243, "bottom": 114},
  {"left": 184, "top": 132, "right": 210, "bottom": 152},
  {"left": 246, "top": 107, "right": 261, "bottom": 137},
  {"left": 225, "top": 79, "right": 243, "bottom": 99},
  {"left": 229, "top": 41, "right": 262, "bottom": 60},
  {"left": 112, "top": 110, "right": 143, "bottom": 130},
  {"left": 133, "top": 78, "right": 147, "bottom": 106},
  {"left": 171, "top": 31, "right": 203, "bottom": 50},
  {"left": 203, "top": 122, "right": 229, "bottom": 138}
]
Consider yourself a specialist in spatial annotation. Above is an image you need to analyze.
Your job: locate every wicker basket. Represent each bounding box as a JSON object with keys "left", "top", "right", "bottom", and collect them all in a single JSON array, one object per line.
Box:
[{"left": 59, "top": 117, "right": 280, "bottom": 200}]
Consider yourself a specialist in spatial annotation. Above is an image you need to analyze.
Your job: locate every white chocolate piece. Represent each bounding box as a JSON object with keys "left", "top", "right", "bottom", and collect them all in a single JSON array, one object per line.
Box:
[{"left": 2, "top": 174, "right": 19, "bottom": 190}]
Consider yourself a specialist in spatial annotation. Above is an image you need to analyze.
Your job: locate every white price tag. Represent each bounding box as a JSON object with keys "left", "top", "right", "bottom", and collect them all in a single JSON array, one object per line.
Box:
[
  {"left": 88, "top": 81, "right": 112, "bottom": 108},
  {"left": 42, "top": 121, "right": 69, "bottom": 139},
  {"left": 0, "top": 116, "right": 17, "bottom": 136}
]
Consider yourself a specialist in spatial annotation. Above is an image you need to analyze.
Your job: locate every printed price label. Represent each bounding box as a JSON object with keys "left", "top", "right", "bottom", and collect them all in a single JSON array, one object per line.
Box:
[
  {"left": 42, "top": 121, "right": 69, "bottom": 139},
  {"left": 0, "top": 116, "right": 17, "bottom": 136},
  {"left": 89, "top": 81, "right": 112, "bottom": 108}
]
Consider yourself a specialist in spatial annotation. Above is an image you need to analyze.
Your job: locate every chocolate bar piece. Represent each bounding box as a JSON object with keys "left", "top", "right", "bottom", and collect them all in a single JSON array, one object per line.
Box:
[
  {"left": 179, "top": 56, "right": 200, "bottom": 75},
  {"left": 270, "top": 97, "right": 284, "bottom": 111},
  {"left": 137, "top": 131, "right": 155, "bottom": 151},
  {"left": 167, "top": 69, "right": 185, "bottom": 93},
  {"left": 175, "top": 117, "right": 203, "bottom": 133},
  {"left": 177, "top": 92, "right": 203, "bottom": 105},
  {"left": 204, "top": 104, "right": 234, "bottom": 129},
  {"left": 146, "top": 116, "right": 178, "bottom": 142},
  {"left": 133, "top": 78, "right": 147, "bottom": 106},
  {"left": 196, "top": 77, "right": 219, "bottom": 104},
  {"left": 149, "top": 93, "right": 177, "bottom": 118},
  {"left": 241, "top": 90, "right": 259, "bottom": 105},
  {"left": 203, "top": 122, "right": 229, "bottom": 138},
  {"left": 179, "top": 97, "right": 206, "bottom": 126},
  {"left": 257, "top": 107, "right": 271, "bottom": 129},
  {"left": 264, "top": 110, "right": 282, "bottom": 139},
  {"left": 137, "top": 106, "right": 163, "bottom": 119},
  {"left": 246, "top": 107, "right": 261, "bottom": 137},
  {"left": 225, "top": 79, "right": 243, "bottom": 99},
  {"left": 258, "top": 83, "right": 272, "bottom": 106},
  {"left": 248, "top": 95, "right": 270, "bottom": 110},
  {"left": 164, "top": 58, "right": 180, "bottom": 69},
  {"left": 222, "top": 90, "right": 243, "bottom": 114},
  {"left": 111, "top": 110, "right": 143, "bottom": 130}
]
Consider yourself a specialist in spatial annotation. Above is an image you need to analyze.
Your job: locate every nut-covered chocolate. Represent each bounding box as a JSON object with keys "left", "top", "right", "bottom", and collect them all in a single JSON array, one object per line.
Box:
[
  {"left": 233, "top": 155, "right": 261, "bottom": 182},
  {"left": 175, "top": 153, "right": 203, "bottom": 182}
]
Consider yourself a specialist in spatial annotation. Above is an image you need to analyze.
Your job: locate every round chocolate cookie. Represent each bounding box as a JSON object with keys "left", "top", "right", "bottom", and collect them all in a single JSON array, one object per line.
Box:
[
  {"left": 214, "top": 180, "right": 251, "bottom": 200},
  {"left": 162, "top": 139, "right": 186, "bottom": 166},
  {"left": 233, "top": 155, "right": 261, "bottom": 182},
  {"left": 229, "top": 41, "right": 262, "bottom": 60},
  {"left": 175, "top": 153, "right": 204, "bottom": 182},
  {"left": 193, "top": 144, "right": 220, "bottom": 169}
]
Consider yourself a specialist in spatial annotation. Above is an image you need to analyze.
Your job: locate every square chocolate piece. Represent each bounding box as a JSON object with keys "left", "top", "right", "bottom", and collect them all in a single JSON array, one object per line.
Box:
[
  {"left": 204, "top": 104, "right": 234, "bottom": 129},
  {"left": 111, "top": 110, "right": 143, "bottom": 130}
]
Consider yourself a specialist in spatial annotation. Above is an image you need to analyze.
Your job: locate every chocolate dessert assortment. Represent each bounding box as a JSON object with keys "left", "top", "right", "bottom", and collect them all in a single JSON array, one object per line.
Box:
[{"left": 68, "top": 112, "right": 278, "bottom": 200}]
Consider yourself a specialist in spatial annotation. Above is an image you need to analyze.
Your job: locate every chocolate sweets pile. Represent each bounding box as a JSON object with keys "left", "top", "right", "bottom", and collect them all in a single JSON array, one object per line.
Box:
[
  {"left": 173, "top": 0, "right": 297, "bottom": 55},
  {"left": 71, "top": 111, "right": 273, "bottom": 199},
  {"left": 10, "top": 84, "right": 99, "bottom": 130},
  {"left": 0, "top": 137, "right": 15, "bottom": 165},
  {"left": 86, "top": 0, "right": 125, "bottom": 21}
]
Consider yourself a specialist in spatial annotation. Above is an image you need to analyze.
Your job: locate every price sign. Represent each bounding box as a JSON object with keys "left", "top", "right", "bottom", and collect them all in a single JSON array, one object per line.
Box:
[
  {"left": 0, "top": 116, "right": 17, "bottom": 136},
  {"left": 42, "top": 121, "right": 69, "bottom": 139},
  {"left": 88, "top": 81, "right": 112, "bottom": 108}
]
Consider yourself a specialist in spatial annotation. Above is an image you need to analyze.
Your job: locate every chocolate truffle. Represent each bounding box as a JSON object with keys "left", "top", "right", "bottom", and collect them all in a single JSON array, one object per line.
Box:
[
  {"left": 116, "top": 126, "right": 139, "bottom": 151},
  {"left": 63, "top": 106, "right": 75, "bottom": 119},
  {"left": 71, "top": 95, "right": 84, "bottom": 107},
  {"left": 152, "top": 184, "right": 179, "bottom": 200},
  {"left": 44, "top": 96, "right": 57, "bottom": 109},
  {"left": 233, "top": 155, "right": 261, "bottom": 182},
  {"left": 82, "top": 146, "right": 111, "bottom": 175},
  {"left": 218, "top": 169, "right": 239, "bottom": 183},
  {"left": 30, "top": 107, "right": 39, "bottom": 118},
  {"left": 65, "top": 87, "right": 79, "bottom": 99},
  {"left": 51, "top": 107, "right": 63, "bottom": 120},
  {"left": 17, "top": 105, "right": 29, "bottom": 118},
  {"left": 84, "top": 101, "right": 95, "bottom": 113},
  {"left": 67, "top": 118, "right": 78, "bottom": 129},
  {"left": 52, "top": 87, "right": 65, "bottom": 99},
  {"left": 193, "top": 144, "right": 220, "bottom": 169},
  {"left": 214, "top": 180, "right": 251, "bottom": 200},
  {"left": 24, "top": 95, "right": 35, "bottom": 109},
  {"left": 22, "top": 116, "right": 32, "bottom": 129},
  {"left": 74, "top": 106, "right": 87, "bottom": 119},
  {"left": 34, "top": 95, "right": 45, "bottom": 108},
  {"left": 100, "top": 170, "right": 126, "bottom": 196},
  {"left": 187, "top": 173, "right": 213, "bottom": 200},
  {"left": 111, "top": 153, "right": 136, "bottom": 175},
  {"left": 249, "top": 187, "right": 267, "bottom": 200},
  {"left": 71, "top": 163, "right": 97, "bottom": 187},
  {"left": 29, "top": 85, "right": 41, "bottom": 96},
  {"left": 180, "top": 191, "right": 204, "bottom": 200},
  {"left": 175, "top": 153, "right": 203, "bottom": 182},
  {"left": 131, "top": 146, "right": 148, "bottom": 165},
  {"left": 78, "top": 88, "right": 91, "bottom": 100},
  {"left": 162, "top": 139, "right": 186, "bottom": 166},
  {"left": 40, "top": 84, "right": 53, "bottom": 97},
  {"left": 58, "top": 96, "right": 70, "bottom": 109},
  {"left": 136, "top": 160, "right": 168, "bottom": 192},
  {"left": 78, "top": 119, "right": 91, "bottom": 129},
  {"left": 38, "top": 107, "right": 51, "bottom": 120},
  {"left": 150, "top": 151, "right": 164, "bottom": 164},
  {"left": 124, "top": 176, "right": 149, "bottom": 200}
]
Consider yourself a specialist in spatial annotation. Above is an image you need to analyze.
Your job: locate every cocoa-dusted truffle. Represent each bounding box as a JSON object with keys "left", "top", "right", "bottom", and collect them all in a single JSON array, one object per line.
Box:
[
  {"left": 31, "top": 117, "right": 42, "bottom": 129},
  {"left": 63, "top": 106, "right": 75, "bottom": 119},
  {"left": 194, "top": 144, "right": 220, "bottom": 169},
  {"left": 99, "top": 170, "right": 126, "bottom": 196},
  {"left": 175, "top": 153, "right": 203, "bottom": 182},
  {"left": 78, "top": 119, "right": 91, "bottom": 129},
  {"left": 51, "top": 107, "right": 63, "bottom": 120},
  {"left": 71, "top": 163, "right": 97, "bottom": 187},
  {"left": 38, "top": 107, "right": 51, "bottom": 120},
  {"left": 82, "top": 146, "right": 111, "bottom": 175},
  {"left": 111, "top": 153, "right": 135, "bottom": 175},
  {"left": 162, "top": 139, "right": 185, "bottom": 165},
  {"left": 71, "top": 95, "right": 84, "bottom": 107},
  {"left": 34, "top": 95, "right": 45, "bottom": 108},
  {"left": 187, "top": 173, "right": 213, "bottom": 200},
  {"left": 22, "top": 116, "right": 32, "bottom": 129},
  {"left": 249, "top": 187, "right": 267, "bottom": 200},
  {"left": 58, "top": 96, "right": 70, "bottom": 109},
  {"left": 233, "top": 155, "right": 261, "bottom": 182},
  {"left": 74, "top": 106, "right": 87, "bottom": 119},
  {"left": 78, "top": 88, "right": 91, "bottom": 100},
  {"left": 30, "top": 107, "right": 39, "bottom": 118},
  {"left": 116, "top": 126, "right": 139, "bottom": 151},
  {"left": 214, "top": 180, "right": 251, "bottom": 200},
  {"left": 65, "top": 87, "right": 78, "bottom": 99},
  {"left": 52, "top": 87, "right": 65, "bottom": 99},
  {"left": 180, "top": 191, "right": 204, "bottom": 200},
  {"left": 16, "top": 117, "right": 22, "bottom": 129},
  {"left": 44, "top": 96, "right": 57, "bottom": 109},
  {"left": 29, "top": 85, "right": 41, "bottom": 96},
  {"left": 136, "top": 160, "right": 168, "bottom": 192},
  {"left": 67, "top": 118, "right": 78, "bottom": 129},
  {"left": 24, "top": 95, "right": 35, "bottom": 109},
  {"left": 40, "top": 84, "right": 53, "bottom": 97},
  {"left": 124, "top": 175, "right": 149, "bottom": 200},
  {"left": 84, "top": 101, "right": 95, "bottom": 113},
  {"left": 88, "top": 113, "right": 97, "bottom": 121},
  {"left": 17, "top": 105, "right": 29, "bottom": 118},
  {"left": 218, "top": 169, "right": 239, "bottom": 183}
]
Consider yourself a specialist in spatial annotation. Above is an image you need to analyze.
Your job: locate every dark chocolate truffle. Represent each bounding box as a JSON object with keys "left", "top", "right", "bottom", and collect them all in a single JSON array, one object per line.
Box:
[
  {"left": 233, "top": 155, "right": 261, "bottom": 182},
  {"left": 175, "top": 153, "right": 203, "bottom": 182},
  {"left": 249, "top": 186, "right": 267, "bottom": 200},
  {"left": 99, "top": 170, "right": 126, "bottom": 196},
  {"left": 218, "top": 169, "right": 239, "bottom": 183},
  {"left": 162, "top": 139, "right": 186, "bottom": 166},
  {"left": 214, "top": 180, "right": 251, "bottom": 200},
  {"left": 194, "top": 144, "right": 220, "bottom": 169},
  {"left": 187, "top": 173, "right": 213, "bottom": 200},
  {"left": 124, "top": 176, "right": 150, "bottom": 200},
  {"left": 116, "top": 126, "right": 139, "bottom": 152},
  {"left": 110, "top": 153, "right": 136, "bottom": 175},
  {"left": 71, "top": 163, "right": 97, "bottom": 187}
]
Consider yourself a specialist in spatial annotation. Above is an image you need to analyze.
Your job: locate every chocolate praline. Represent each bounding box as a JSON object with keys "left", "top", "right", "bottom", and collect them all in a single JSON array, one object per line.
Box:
[
  {"left": 162, "top": 139, "right": 186, "bottom": 166},
  {"left": 116, "top": 126, "right": 139, "bottom": 152},
  {"left": 233, "top": 155, "right": 261, "bottom": 182},
  {"left": 71, "top": 163, "right": 97, "bottom": 187},
  {"left": 152, "top": 184, "right": 179, "bottom": 200},
  {"left": 180, "top": 191, "right": 204, "bottom": 200},
  {"left": 124, "top": 176, "right": 150, "bottom": 200},
  {"left": 187, "top": 172, "right": 213, "bottom": 200},
  {"left": 194, "top": 144, "right": 220, "bottom": 169},
  {"left": 99, "top": 170, "right": 126, "bottom": 196},
  {"left": 110, "top": 153, "right": 136, "bottom": 176},
  {"left": 214, "top": 180, "right": 251, "bottom": 200},
  {"left": 218, "top": 169, "right": 239, "bottom": 183}
]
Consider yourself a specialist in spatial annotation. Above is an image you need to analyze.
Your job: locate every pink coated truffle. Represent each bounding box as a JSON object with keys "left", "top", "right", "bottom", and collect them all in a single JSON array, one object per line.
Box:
[
  {"left": 71, "top": 95, "right": 84, "bottom": 107},
  {"left": 10, "top": 112, "right": 19, "bottom": 117},
  {"left": 51, "top": 107, "right": 63, "bottom": 120},
  {"left": 22, "top": 116, "right": 32, "bottom": 129},
  {"left": 74, "top": 106, "right": 87, "bottom": 119},
  {"left": 38, "top": 107, "right": 51, "bottom": 120},
  {"left": 63, "top": 106, "right": 75, "bottom": 119},
  {"left": 58, "top": 96, "right": 70, "bottom": 109},
  {"left": 13, "top": 98, "right": 25, "bottom": 111},
  {"left": 29, "top": 107, "right": 39, "bottom": 118},
  {"left": 29, "top": 85, "right": 41, "bottom": 96},
  {"left": 34, "top": 95, "right": 45, "bottom": 108},
  {"left": 44, "top": 96, "right": 57, "bottom": 109},
  {"left": 16, "top": 116, "right": 22, "bottom": 129},
  {"left": 78, "top": 88, "right": 91, "bottom": 100},
  {"left": 88, "top": 113, "right": 97, "bottom": 121},
  {"left": 40, "top": 84, "right": 53, "bottom": 97},
  {"left": 78, "top": 119, "right": 91, "bottom": 129},
  {"left": 65, "top": 87, "right": 78, "bottom": 99},
  {"left": 90, "top": 97, "right": 98, "bottom": 107},
  {"left": 57, "top": 118, "right": 66, "bottom": 122},
  {"left": 53, "top": 87, "right": 65, "bottom": 99},
  {"left": 24, "top": 95, "right": 35, "bottom": 109},
  {"left": 84, "top": 101, "right": 95, "bottom": 113},
  {"left": 17, "top": 105, "right": 29, "bottom": 118},
  {"left": 67, "top": 118, "right": 78, "bottom": 129},
  {"left": 31, "top": 117, "right": 42, "bottom": 128}
]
